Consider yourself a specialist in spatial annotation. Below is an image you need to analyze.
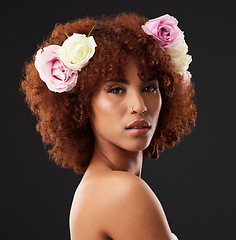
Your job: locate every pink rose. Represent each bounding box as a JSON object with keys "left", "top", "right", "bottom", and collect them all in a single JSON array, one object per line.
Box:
[
  {"left": 142, "top": 14, "right": 184, "bottom": 49},
  {"left": 182, "top": 71, "right": 192, "bottom": 87},
  {"left": 35, "top": 45, "right": 78, "bottom": 93}
]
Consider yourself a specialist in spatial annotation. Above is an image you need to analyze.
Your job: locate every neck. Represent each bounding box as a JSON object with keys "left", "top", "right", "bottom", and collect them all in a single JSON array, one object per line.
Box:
[{"left": 89, "top": 139, "right": 143, "bottom": 177}]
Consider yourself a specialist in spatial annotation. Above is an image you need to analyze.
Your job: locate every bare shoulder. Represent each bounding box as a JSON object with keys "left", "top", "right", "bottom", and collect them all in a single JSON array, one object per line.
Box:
[
  {"left": 70, "top": 171, "right": 173, "bottom": 240},
  {"left": 102, "top": 171, "right": 161, "bottom": 205},
  {"left": 99, "top": 171, "right": 173, "bottom": 240},
  {"left": 69, "top": 172, "right": 141, "bottom": 229},
  {"left": 103, "top": 171, "right": 154, "bottom": 199}
]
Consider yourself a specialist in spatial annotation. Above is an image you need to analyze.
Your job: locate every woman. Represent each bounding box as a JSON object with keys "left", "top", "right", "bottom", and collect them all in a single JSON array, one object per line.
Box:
[{"left": 21, "top": 12, "right": 196, "bottom": 240}]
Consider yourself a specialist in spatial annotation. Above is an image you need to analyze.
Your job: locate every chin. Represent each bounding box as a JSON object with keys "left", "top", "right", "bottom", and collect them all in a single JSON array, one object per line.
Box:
[{"left": 120, "top": 138, "right": 151, "bottom": 152}]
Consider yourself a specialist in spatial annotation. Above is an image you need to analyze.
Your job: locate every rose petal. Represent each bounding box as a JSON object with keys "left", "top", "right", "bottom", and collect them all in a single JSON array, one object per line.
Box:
[
  {"left": 141, "top": 14, "right": 184, "bottom": 49},
  {"left": 35, "top": 45, "right": 78, "bottom": 93},
  {"left": 181, "top": 71, "right": 192, "bottom": 88},
  {"left": 59, "top": 33, "right": 97, "bottom": 71}
]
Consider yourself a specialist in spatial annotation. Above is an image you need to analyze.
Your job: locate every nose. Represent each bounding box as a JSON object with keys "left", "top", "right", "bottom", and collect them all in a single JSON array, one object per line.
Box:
[{"left": 130, "top": 92, "right": 147, "bottom": 115}]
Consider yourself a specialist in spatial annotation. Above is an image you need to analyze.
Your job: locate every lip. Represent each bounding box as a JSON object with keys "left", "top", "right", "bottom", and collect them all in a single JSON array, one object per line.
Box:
[
  {"left": 126, "top": 120, "right": 151, "bottom": 129},
  {"left": 126, "top": 120, "right": 151, "bottom": 136}
]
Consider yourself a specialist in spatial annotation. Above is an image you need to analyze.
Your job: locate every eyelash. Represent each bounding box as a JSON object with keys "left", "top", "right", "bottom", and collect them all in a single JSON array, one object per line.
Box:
[
  {"left": 108, "top": 87, "right": 125, "bottom": 94},
  {"left": 142, "top": 85, "right": 158, "bottom": 93},
  {"left": 107, "top": 85, "right": 158, "bottom": 94}
]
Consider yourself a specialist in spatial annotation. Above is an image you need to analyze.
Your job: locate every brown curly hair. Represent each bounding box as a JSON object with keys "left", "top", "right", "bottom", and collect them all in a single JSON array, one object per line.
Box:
[{"left": 20, "top": 12, "right": 197, "bottom": 174}]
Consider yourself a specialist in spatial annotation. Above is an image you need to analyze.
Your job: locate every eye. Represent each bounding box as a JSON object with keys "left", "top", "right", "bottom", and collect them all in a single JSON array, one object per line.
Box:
[
  {"left": 142, "top": 85, "right": 158, "bottom": 93},
  {"left": 108, "top": 87, "right": 125, "bottom": 94}
]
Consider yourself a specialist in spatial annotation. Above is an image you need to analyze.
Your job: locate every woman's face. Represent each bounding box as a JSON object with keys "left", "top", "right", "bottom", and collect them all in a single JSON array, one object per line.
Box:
[{"left": 90, "top": 56, "right": 162, "bottom": 152}]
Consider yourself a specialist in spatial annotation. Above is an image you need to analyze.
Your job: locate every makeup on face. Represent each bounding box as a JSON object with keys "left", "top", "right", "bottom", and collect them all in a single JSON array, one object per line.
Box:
[
  {"left": 104, "top": 77, "right": 159, "bottom": 95},
  {"left": 125, "top": 119, "right": 151, "bottom": 136},
  {"left": 102, "top": 77, "right": 160, "bottom": 135},
  {"left": 90, "top": 57, "right": 162, "bottom": 152}
]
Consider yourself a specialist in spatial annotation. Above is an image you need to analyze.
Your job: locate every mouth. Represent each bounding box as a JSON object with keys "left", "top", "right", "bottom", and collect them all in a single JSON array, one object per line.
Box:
[
  {"left": 126, "top": 120, "right": 151, "bottom": 129},
  {"left": 126, "top": 120, "right": 151, "bottom": 136}
]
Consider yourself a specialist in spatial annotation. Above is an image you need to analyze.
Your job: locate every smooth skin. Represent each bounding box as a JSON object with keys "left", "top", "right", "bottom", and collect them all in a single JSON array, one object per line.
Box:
[{"left": 70, "top": 56, "right": 174, "bottom": 240}]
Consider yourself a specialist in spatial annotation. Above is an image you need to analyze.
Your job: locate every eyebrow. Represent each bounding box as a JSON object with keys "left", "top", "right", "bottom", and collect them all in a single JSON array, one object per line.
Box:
[{"left": 105, "top": 77, "right": 158, "bottom": 85}]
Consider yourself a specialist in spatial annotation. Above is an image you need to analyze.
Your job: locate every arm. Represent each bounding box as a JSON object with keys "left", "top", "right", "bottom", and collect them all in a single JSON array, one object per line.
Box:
[{"left": 101, "top": 172, "right": 174, "bottom": 240}]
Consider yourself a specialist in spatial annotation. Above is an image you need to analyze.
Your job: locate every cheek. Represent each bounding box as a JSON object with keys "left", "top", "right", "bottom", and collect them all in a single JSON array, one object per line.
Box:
[
  {"left": 90, "top": 94, "right": 124, "bottom": 131},
  {"left": 147, "top": 93, "right": 162, "bottom": 129},
  {"left": 149, "top": 93, "right": 162, "bottom": 116}
]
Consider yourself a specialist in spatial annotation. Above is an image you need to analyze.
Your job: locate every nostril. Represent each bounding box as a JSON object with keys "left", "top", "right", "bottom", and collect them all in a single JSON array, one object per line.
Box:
[
  {"left": 131, "top": 107, "right": 147, "bottom": 115},
  {"left": 131, "top": 108, "right": 137, "bottom": 114},
  {"left": 141, "top": 108, "right": 147, "bottom": 115}
]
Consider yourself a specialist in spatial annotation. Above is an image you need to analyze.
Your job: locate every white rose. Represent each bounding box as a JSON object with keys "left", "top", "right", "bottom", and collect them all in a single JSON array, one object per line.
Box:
[
  {"left": 59, "top": 33, "right": 97, "bottom": 71},
  {"left": 165, "top": 40, "right": 188, "bottom": 58},
  {"left": 171, "top": 54, "right": 192, "bottom": 72}
]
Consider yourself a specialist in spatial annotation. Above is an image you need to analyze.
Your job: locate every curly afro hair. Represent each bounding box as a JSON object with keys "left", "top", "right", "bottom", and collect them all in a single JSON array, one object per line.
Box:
[{"left": 20, "top": 12, "right": 197, "bottom": 174}]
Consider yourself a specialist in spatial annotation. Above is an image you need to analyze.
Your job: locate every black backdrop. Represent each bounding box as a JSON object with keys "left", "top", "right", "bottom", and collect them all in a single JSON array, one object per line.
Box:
[{"left": 2, "top": 0, "right": 235, "bottom": 239}]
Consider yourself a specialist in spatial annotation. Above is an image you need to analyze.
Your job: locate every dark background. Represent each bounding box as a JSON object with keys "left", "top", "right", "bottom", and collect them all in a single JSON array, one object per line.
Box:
[{"left": 2, "top": 0, "right": 235, "bottom": 239}]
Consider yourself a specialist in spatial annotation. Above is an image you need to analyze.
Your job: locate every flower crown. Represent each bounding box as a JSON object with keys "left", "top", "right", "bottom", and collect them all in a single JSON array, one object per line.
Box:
[{"left": 35, "top": 15, "right": 192, "bottom": 93}]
